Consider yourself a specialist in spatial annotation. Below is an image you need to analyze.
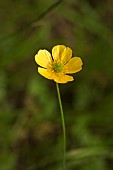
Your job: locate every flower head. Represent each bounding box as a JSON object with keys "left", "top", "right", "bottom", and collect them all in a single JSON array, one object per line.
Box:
[{"left": 35, "top": 45, "right": 83, "bottom": 83}]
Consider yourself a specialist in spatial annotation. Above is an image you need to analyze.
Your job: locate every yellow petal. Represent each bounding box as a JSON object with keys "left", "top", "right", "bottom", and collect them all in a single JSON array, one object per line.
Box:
[
  {"left": 38, "top": 67, "right": 53, "bottom": 80},
  {"left": 52, "top": 45, "right": 72, "bottom": 64},
  {"left": 54, "top": 73, "right": 74, "bottom": 83},
  {"left": 35, "top": 50, "right": 52, "bottom": 68},
  {"left": 64, "top": 57, "right": 83, "bottom": 74}
]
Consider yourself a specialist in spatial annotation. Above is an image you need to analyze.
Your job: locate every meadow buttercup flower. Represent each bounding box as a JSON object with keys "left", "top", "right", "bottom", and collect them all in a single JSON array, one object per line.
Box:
[
  {"left": 35, "top": 45, "right": 83, "bottom": 83},
  {"left": 35, "top": 44, "right": 83, "bottom": 170}
]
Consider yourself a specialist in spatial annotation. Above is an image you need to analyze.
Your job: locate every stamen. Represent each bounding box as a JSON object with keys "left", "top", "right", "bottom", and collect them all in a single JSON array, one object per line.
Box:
[{"left": 53, "top": 62, "right": 63, "bottom": 73}]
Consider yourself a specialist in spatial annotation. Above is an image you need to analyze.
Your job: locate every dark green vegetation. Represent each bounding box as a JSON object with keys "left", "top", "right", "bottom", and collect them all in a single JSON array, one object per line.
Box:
[{"left": 0, "top": 0, "right": 113, "bottom": 169}]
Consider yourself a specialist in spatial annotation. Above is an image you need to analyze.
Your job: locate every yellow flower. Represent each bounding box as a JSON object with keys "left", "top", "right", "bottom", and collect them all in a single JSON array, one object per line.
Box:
[{"left": 35, "top": 45, "right": 83, "bottom": 83}]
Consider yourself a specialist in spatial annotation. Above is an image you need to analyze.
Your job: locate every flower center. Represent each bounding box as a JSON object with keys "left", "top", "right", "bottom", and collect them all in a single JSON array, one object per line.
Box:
[{"left": 53, "top": 62, "right": 63, "bottom": 73}]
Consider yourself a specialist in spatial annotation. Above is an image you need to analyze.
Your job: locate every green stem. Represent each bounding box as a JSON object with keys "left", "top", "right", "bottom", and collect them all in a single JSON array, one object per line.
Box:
[{"left": 56, "top": 83, "right": 66, "bottom": 170}]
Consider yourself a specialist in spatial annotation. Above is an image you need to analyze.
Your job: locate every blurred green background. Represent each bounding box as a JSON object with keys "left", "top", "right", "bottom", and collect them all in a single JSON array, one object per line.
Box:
[{"left": 0, "top": 0, "right": 113, "bottom": 169}]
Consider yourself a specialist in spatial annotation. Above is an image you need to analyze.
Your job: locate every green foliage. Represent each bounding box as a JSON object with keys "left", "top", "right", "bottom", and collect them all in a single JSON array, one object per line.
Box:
[{"left": 0, "top": 0, "right": 113, "bottom": 169}]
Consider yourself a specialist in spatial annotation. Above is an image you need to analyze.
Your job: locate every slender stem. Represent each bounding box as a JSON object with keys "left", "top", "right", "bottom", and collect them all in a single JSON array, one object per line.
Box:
[{"left": 56, "top": 83, "right": 66, "bottom": 170}]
